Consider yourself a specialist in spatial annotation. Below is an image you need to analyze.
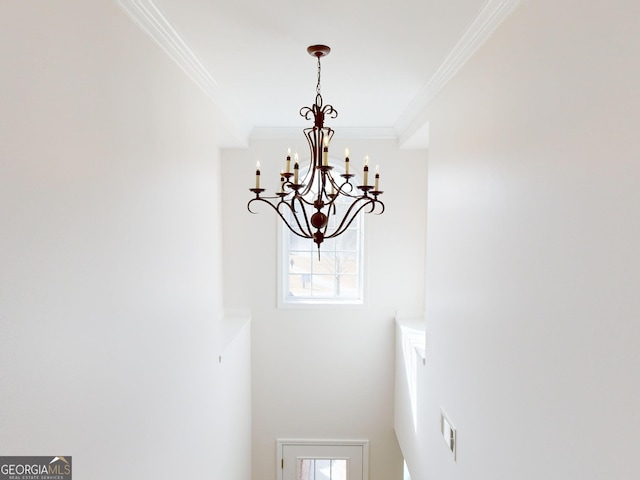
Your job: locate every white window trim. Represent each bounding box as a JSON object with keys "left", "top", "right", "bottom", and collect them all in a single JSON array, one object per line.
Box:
[
  {"left": 276, "top": 159, "right": 367, "bottom": 308},
  {"left": 277, "top": 220, "right": 365, "bottom": 308}
]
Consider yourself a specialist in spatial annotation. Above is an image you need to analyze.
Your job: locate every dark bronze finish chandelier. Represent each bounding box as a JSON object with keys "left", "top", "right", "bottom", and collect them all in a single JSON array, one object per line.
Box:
[{"left": 248, "top": 45, "right": 385, "bottom": 253}]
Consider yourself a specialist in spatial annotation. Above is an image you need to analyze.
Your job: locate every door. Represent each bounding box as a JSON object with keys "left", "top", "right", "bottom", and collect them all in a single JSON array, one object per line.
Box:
[{"left": 278, "top": 440, "right": 369, "bottom": 480}]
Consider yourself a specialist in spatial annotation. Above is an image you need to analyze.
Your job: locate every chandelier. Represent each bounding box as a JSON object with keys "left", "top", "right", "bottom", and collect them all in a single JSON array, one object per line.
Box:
[{"left": 248, "top": 45, "right": 385, "bottom": 254}]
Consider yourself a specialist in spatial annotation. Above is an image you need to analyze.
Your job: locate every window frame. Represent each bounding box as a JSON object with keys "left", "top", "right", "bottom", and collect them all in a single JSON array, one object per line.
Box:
[{"left": 277, "top": 160, "right": 366, "bottom": 308}]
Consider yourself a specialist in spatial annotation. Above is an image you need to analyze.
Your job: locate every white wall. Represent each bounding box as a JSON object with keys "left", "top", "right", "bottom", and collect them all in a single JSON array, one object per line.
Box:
[
  {"left": 418, "top": 0, "right": 640, "bottom": 478},
  {"left": 0, "top": 2, "right": 250, "bottom": 479},
  {"left": 222, "top": 138, "right": 427, "bottom": 480}
]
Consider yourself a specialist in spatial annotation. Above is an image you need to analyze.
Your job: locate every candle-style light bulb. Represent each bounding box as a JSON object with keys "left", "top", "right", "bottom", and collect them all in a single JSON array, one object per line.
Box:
[
  {"left": 286, "top": 148, "right": 291, "bottom": 173},
  {"left": 375, "top": 165, "right": 380, "bottom": 191},
  {"left": 323, "top": 136, "right": 329, "bottom": 166},
  {"left": 294, "top": 159, "right": 299, "bottom": 184},
  {"left": 363, "top": 155, "right": 369, "bottom": 186},
  {"left": 255, "top": 160, "right": 261, "bottom": 189},
  {"left": 345, "top": 148, "right": 350, "bottom": 174}
]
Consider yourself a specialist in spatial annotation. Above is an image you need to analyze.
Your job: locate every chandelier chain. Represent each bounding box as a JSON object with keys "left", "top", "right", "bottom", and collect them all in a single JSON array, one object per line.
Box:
[{"left": 316, "top": 56, "right": 322, "bottom": 96}]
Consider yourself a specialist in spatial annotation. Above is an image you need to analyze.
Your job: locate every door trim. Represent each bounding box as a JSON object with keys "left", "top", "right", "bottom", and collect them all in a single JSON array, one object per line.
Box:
[{"left": 277, "top": 439, "right": 370, "bottom": 480}]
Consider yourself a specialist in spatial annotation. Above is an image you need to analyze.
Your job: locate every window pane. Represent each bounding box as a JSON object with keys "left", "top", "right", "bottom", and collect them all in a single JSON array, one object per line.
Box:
[
  {"left": 315, "top": 459, "right": 331, "bottom": 480},
  {"left": 288, "top": 274, "right": 312, "bottom": 297},
  {"left": 309, "top": 274, "right": 335, "bottom": 297},
  {"left": 331, "top": 460, "right": 347, "bottom": 480},
  {"left": 290, "top": 232, "right": 310, "bottom": 250},
  {"left": 289, "top": 253, "right": 311, "bottom": 273},
  {"left": 336, "top": 274, "right": 359, "bottom": 297},
  {"left": 298, "top": 459, "right": 314, "bottom": 480},
  {"left": 297, "top": 459, "right": 347, "bottom": 480},
  {"left": 320, "top": 236, "right": 336, "bottom": 251},
  {"left": 335, "top": 251, "right": 358, "bottom": 274},
  {"left": 336, "top": 229, "right": 358, "bottom": 251},
  {"left": 312, "top": 252, "right": 333, "bottom": 274}
]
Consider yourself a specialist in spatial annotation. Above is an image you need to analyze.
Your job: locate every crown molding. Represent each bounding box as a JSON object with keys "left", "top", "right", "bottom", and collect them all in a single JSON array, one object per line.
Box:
[
  {"left": 395, "top": 0, "right": 522, "bottom": 144},
  {"left": 115, "top": 0, "right": 520, "bottom": 147},
  {"left": 114, "top": 0, "right": 249, "bottom": 146},
  {"left": 114, "top": 0, "right": 218, "bottom": 95}
]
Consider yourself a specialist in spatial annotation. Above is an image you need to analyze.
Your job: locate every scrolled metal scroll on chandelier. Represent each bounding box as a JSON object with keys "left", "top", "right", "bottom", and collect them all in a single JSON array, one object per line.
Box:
[{"left": 248, "top": 45, "right": 385, "bottom": 255}]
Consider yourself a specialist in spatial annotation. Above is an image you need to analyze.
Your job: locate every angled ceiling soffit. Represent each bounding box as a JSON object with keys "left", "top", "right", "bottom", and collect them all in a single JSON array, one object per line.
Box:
[
  {"left": 397, "top": 0, "right": 522, "bottom": 149},
  {"left": 114, "top": 0, "right": 249, "bottom": 147}
]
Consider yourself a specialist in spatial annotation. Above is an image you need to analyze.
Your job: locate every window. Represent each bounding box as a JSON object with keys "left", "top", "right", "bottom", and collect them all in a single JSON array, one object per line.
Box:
[
  {"left": 279, "top": 163, "right": 364, "bottom": 306},
  {"left": 298, "top": 459, "right": 346, "bottom": 480}
]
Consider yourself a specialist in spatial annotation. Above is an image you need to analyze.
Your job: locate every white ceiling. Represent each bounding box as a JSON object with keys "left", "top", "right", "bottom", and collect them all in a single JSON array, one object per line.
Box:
[{"left": 115, "top": 0, "right": 520, "bottom": 146}]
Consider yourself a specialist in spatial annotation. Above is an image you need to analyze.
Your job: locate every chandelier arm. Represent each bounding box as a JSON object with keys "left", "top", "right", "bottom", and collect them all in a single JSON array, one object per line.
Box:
[
  {"left": 361, "top": 196, "right": 385, "bottom": 215},
  {"left": 289, "top": 190, "right": 316, "bottom": 207},
  {"left": 334, "top": 186, "right": 362, "bottom": 200},
  {"left": 247, "top": 195, "right": 282, "bottom": 214},
  {"left": 320, "top": 202, "right": 359, "bottom": 239},
  {"left": 318, "top": 170, "right": 328, "bottom": 201},
  {"left": 280, "top": 210, "right": 313, "bottom": 239},
  {"left": 287, "top": 225, "right": 316, "bottom": 240},
  {"left": 306, "top": 126, "right": 320, "bottom": 156},
  {"left": 277, "top": 205, "right": 308, "bottom": 237},
  {"left": 340, "top": 198, "right": 375, "bottom": 232},
  {"left": 278, "top": 200, "right": 313, "bottom": 238},
  {"left": 326, "top": 187, "right": 374, "bottom": 202},
  {"left": 323, "top": 176, "right": 337, "bottom": 204},
  {"left": 248, "top": 196, "right": 315, "bottom": 239},
  {"left": 297, "top": 128, "right": 318, "bottom": 198},
  {"left": 247, "top": 197, "right": 259, "bottom": 214},
  {"left": 298, "top": 172, "right": 315, "bottom": 198},
  {"left": 282, "top": 174, "right": 316, "bottom": 207},
  {"left": 324, "top": 198, "right": 383, "bottom": 239},
  {"left": 322, "top": 195, "right": 345, "bottom": 237},
  {"left": 287, "top": 195, "right": 314, "bottom": 237},
  {"left": 335, "top": 179, "right": 355, "bottom": 196}
]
